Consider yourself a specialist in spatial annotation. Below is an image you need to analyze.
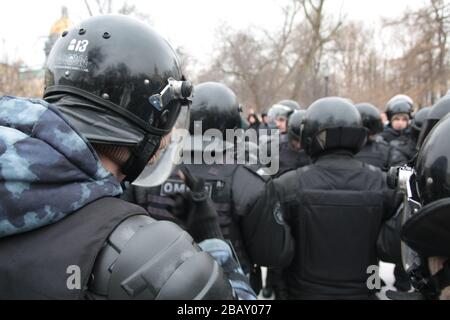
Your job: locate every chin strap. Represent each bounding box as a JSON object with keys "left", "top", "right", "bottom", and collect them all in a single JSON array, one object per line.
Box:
[{"left": 122, "top": 134, "right": 161, "bottom": 182}]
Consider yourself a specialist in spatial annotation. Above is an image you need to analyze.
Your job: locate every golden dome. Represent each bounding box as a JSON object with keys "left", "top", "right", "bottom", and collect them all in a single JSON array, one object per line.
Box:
[{"left": 50, "top": 7, "right": 72, "bottom": 35}]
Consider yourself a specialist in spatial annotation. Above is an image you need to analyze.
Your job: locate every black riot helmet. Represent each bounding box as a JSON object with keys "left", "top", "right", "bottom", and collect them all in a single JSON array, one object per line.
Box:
[
  {"left": 277, "top": 100, "right": 302, "bottom": 111},
  {"left": 355, "top": 103, "right": 383, "bottom": 136},
  {"left": 386, "top": 94, "right": 414, "bottom": 122},
  {"left": 411, "top": 107, "right": 431, "bottom": 143},
  {"left": 288, "top": 110, "right": 306, "bottom": 142},
  {"left": 267, "top": 104, "right": 294, "bottom": 123},
  {"left": 386, "top": 94, "right": 414, "bottom": 119},
  {"left": 386, "top": 101, "right": 413, "bottom": 122},
  {"left": 387, "top": 94, "right": 414, "bottom": 106},
  {"left": 417, "top": 96, "right": 450, "bottom": 149},
  {"left": 189, "top": 82, "right": 242, "bottom": 135},
  {"left": 302, "top": 97, "right": 367, "bottom": 157},
  {"left": 43, "top": 15, "right": 192, "bottom": 182}
]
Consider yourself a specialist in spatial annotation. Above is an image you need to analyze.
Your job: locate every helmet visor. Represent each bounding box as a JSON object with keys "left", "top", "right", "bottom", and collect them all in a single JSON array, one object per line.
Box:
[
  {"left": 132, "top": 105, "right": 190, "bottom": 187},
  {"left": 401, "top": 200, "right": 422, "bottom": 273},
  {"left": 396, "top": 168, "right": 423, "bottom": 272}
]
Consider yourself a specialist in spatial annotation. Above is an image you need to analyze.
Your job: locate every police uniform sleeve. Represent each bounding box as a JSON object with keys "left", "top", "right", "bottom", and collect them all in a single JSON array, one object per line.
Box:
[
  {"left": 377, "top": 188, "right": 404, "bottom": 265},
  {"left": 377, "top": 206, "right": 403, "bottom": 265},
  {"left": 86, "top": 215, "right": 234, "bottom": 300},
  {"left": 199, "top": 239, "right": 257, "bottom": 300},
  {"left": 232, "top": 166, "right": 294, "bottom": 268}
]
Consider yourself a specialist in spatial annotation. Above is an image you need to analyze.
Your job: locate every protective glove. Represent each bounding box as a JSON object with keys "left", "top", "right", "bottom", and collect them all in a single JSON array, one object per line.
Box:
[{"left": 174, "top": 166, "right": 224, "bottom": 243}]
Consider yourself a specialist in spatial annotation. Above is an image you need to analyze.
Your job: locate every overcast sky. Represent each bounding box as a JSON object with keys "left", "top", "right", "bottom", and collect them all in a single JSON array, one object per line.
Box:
[{"left": 0, "top": 0, "right": 426, "bottom": 69}]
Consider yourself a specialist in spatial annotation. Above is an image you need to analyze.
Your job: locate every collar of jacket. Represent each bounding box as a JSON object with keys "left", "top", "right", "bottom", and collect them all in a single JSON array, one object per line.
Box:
[{"left": 313, "top": 150, "right": 364, "bottom": 169}]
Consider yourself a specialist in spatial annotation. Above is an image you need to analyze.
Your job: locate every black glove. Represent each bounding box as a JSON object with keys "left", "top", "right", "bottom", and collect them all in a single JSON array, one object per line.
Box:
[{"left": 175, "top": 166, "right": 224, "bottom": 243}]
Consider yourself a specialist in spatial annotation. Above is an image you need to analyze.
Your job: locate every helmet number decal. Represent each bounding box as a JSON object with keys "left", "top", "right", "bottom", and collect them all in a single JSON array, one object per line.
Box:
[{"left": 68, "top": 39, "right": 89, "bottom": 53}]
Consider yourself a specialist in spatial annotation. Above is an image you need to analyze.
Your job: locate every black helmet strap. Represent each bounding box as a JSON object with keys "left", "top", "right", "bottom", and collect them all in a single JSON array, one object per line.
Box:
[
  {"left": 45, "top": 85, "right": 169, "bottom": 136},
  {"left": 122, "top": 134, "right": 162, "bottom": 182}
]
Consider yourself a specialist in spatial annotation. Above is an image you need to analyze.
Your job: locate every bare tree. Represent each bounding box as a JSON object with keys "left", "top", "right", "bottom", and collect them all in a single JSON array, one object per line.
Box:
[
  {"left": 78, "top": 0, "right": 449, "bottom": 111},
  {"left": 198, "top": 0, "right": 344, "bottom": 111},
  {"left": 83, "top": 0, "right": 152, "bottom": 23},
  {"left": 84, "top": 0, "right": 113, "bottom": 15},
  {"left": 175, "top": 46, "right": 197, "bottom": 80},
  {"left": 329, "top": 22, "right": 391, "bottom": 107},
  {"left": 289, "top": 0, "right": 343, "bottom": 102},
  {"left": 382, "top": 0, "right": 450, "bottom": 106},
  {"left": 0, "top": 62, "right": 44, "bottom": 97}
]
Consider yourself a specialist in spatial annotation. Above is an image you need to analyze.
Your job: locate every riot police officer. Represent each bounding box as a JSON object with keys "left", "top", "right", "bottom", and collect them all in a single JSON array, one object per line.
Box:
[
  {"left": 381, "top": 99, "right": 431, "bottom": 292},
  {"left": 263, "top": 110, "right": 311, "bottom": 299},
  {"left": 384, "top": 99, "right": 450, "bottom": 296},
  {"left": 0, "top": 15, "right": 254, "bottom": 300},
  {"left": 267, "top": 104, "right": 294, "bottom": 143},
  {"left": 381, "top": 95, "right": 416, "bottom": 163},
  {"left": 398, "top": 114, "right": 450, "bottom": 300},
  {"left": 123, "top": 82, "right": 294, "bottom": 294},
  {"left": 377, "top": 108, "right": 432, "bottom": 295},
  {"left": 267, "top": 97, "right": 397, "bottom": 300},
  {"left": 276, "top": 110, "right": 311, "bottom": 176}
]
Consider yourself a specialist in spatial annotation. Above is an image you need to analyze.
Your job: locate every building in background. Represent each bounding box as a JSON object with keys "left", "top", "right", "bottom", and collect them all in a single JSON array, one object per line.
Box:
[
  {"left": 0, "top": 7, "right": 71, "bottom": 97},
  {"left": 44, "top": 6, "right": 72, "bottom": 59}
]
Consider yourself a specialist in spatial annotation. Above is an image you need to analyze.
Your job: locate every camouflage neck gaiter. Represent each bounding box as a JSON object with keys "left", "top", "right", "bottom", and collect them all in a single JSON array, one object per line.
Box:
[{"left": 0, "top": 96, "right": 122, "bottom": 238}]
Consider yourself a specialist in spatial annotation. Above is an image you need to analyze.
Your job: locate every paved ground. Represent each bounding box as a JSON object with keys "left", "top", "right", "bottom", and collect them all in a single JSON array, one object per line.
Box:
[{"left": 257, "top": 262, "right": 397, "bottom": 300}]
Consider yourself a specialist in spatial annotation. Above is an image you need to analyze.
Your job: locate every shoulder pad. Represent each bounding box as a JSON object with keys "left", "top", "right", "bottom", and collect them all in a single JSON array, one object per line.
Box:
[{"left": 88, "top": 215, "right": 233, "bottom": 300}]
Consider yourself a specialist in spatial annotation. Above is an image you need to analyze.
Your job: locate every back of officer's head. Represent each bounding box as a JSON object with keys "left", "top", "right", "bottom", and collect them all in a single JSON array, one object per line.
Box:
[
  {"left": 302, "top": 97, "right": 367, "bottom": 158},
  {"left": 43, "top": 15, "right": 191, "bottom": 182},
  {"left": 355, "top": 103, "right": 383, "bottom": 138},
  {"left": 288, "top": 110, "right": 306, "bottom": 148},
  {"left": 189, "top": 82, "right": 242, "bottom": 136},
  {"left": 410, "top": 107, "right": 431, "bottom": 143}
]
